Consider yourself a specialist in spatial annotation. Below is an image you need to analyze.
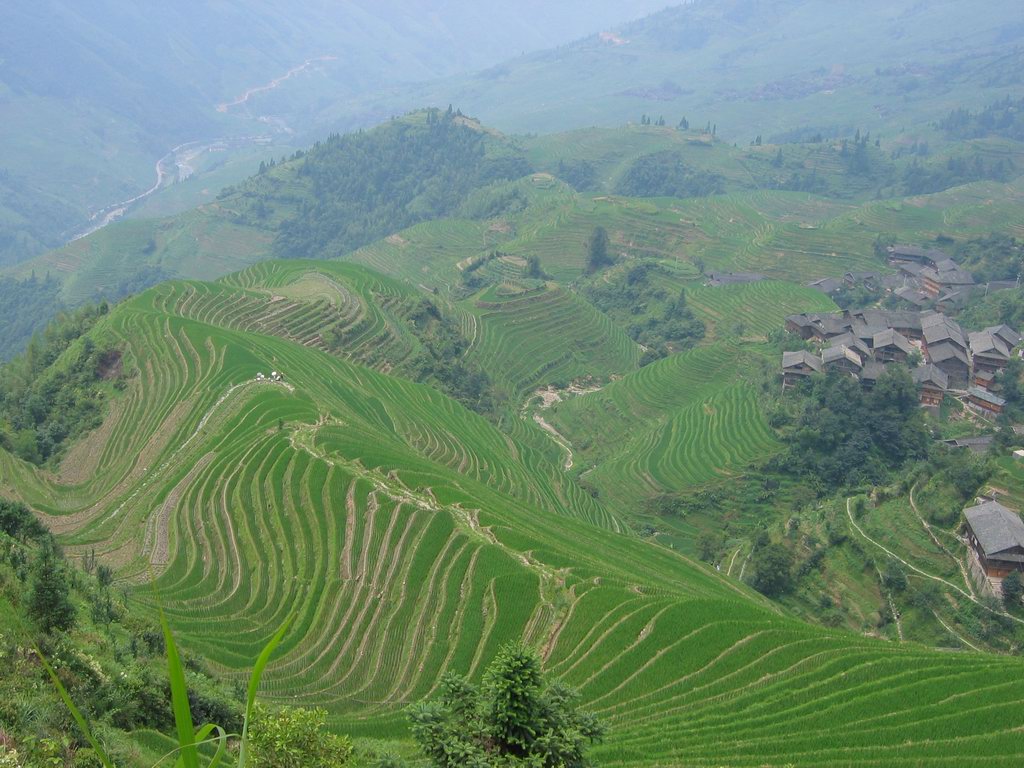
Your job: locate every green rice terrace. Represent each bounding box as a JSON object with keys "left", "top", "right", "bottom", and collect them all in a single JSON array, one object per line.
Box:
[
  {"left": 4, "top": 258, "right": 1024, "bottom": 766},
  {"left": 6, "top": 109, "right": 1024, "bottom": 766}
]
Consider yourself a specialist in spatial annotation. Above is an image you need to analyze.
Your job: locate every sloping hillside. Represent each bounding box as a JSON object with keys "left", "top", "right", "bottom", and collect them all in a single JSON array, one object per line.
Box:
[{"left": 3, "top": 270, "right": 1024, "bottom": 765}]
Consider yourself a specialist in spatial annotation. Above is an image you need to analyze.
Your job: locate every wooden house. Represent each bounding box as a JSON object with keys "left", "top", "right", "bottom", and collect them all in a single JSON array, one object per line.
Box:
[
  {"left": 970, "top": 330, "right": 1014, "bottom": 375},
  {"left": 827, "top": 331, "right": 872, "bottom": 360},
  {"left": 821, "top": 345, "right": 863, "bottom": 376},
  {"left": 843, "top": 271, "right": 881, "bottom": 289},
  {"left": 872, "top": 328, "right": 913, "bottom": 364},
  {"left": 964, "top": 501, "right": 1024, "bottom": 590},
  {"left": 887, "top": 244, "right": 947, "bottom": 267},
  {"left": 920, "top": 260, "right": 975, "bottom": 298},
  {"left": 926, "top": 343, "right": 971, "bottom": 388},
  {"left": 967, "top": 386, "right": 1006, "bottom": 415},
  {"left": 912, "top": 364, "right": 948, "bottom": 407},
  {"left": 807, "top": 277, "right": 843, "bottom": 295},
  {"left": 987, "top": 324, "right": 1022, "bottom": 349},
  {"left": 859, "top": 361, "right": 887, "bottom": 389},
  {"left": 781, "top": 350, "right": 822, "bottom": 389}
]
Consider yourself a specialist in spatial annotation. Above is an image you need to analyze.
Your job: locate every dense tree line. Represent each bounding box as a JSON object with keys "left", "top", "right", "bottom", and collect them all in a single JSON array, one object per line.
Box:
[
  {"left": 939, "top": 96, "right": 1024, "bottom": 142},
  {"left": 954, "top": 233, "right": 1023, "bottom": 283},
  {"left": 585, "top": 262, "right": 705, "bottom": 362},
  {"left": 614, "top": 151, "right": 724, "bottom": 199},
  {"left": 404, "top": 299, "right": 497, "bottom": 415},
  {"left": 272, "top": 109, "right": 533, "bottom": 259},
  {"left": 768, "top": 367, "right": 930, "bottom": 490},
  {"left": 902, "top": 154, "right": 1016, "bottom": 196},
  {"left": 0, "top": 273, "right": 64, "bottom": 361},
  {"left": 0, "top": 496, "right": 249, "bottom": 766},
  {"left": 0, "top": 302, "right": 120, "bottom": 464}
]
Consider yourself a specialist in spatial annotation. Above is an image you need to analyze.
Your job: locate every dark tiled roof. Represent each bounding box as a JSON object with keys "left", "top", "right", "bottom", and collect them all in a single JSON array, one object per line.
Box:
[
  {"left": 970, "top": 331, "right": 1012, "bottom": 359},
  {"left": 965, "top": 501, "right": 1024, "bottom": 561},
  {"left": 782, "top": 350, "right": 822, "bottom": 372},
  {"left": 927, "top": 342, "right": 970, "bottom": 367},
  {"left": 922, "top": 314, "right": 967, "bottom": 349},
  {"left": 822, "top": 345, "right": 863, "bottom": 368},
  {"left": 968, "top": 386, "right": 1007, "bottom": 407},
  {"left": 860, "top": 361, "right": 887, "bottom": 381},
  {"left": 986, "top": 324, "right": 1022, "bottom": 348},
  {"left": 873, "top": 328, "right": 912, "bottom": 354},
  {"left": 912, "top": 364, "right": 949, "bottom": 390}
]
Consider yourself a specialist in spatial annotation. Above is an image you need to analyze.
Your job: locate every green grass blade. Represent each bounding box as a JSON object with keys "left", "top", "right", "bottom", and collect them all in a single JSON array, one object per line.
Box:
[
  {"left": 36, "top": 647, "right": 116, "bottom": 768},
  {"left": 151, "top": 724, "right": 228, "bottom": 768},
  {"left": 204, "top": 726, "right": 228, "bottom": 768},
  {"left": 158, "top": 604, "right": 199, "bottom": 768},
  {"left": 237, "top": 612, "right": 295, "bottom": 768}
]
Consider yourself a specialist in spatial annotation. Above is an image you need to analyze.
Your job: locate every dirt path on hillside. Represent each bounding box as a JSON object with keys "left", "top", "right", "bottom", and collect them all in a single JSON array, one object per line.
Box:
[
  {"left": 532, "top": 414, "right": 574, "bottom": 470},
  {"left": 846, "top": 497, "right": 1024, "bottom": 627}
]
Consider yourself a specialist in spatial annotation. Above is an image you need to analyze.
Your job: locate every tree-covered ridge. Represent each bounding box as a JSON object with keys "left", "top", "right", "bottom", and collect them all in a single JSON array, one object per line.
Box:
[
  {"left": 0, "top": 302, "right": 121, "bottom": 464},
  {"left": 939, "top": 96, "right": 1024, "bottom": 142},
  {"left": 0, "top": 273, "right": 64, "bottom": 361},
  {"left": 614, "top": 150, "right": 724, "bottom": 199},
  {"left": 270, "top": 109, "right": 532, "bottom": 259}
]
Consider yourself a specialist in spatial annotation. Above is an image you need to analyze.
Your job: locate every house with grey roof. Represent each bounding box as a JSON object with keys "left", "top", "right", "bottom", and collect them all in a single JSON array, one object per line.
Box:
[
  {"left": 926, "top": 343, "right": 971, "bottom": 388},
  {"left": 967, "top": 386, "right": 1006, "bottom": 416},
  {"left": 986, "top": 324, "right": 1022, "bottom": 349},
  {"left": 821, "top": 345, "right": 863, "bottom": 376},
  {"left": 964, "top": 501, "right": 1024, "bottom": 594},
  {"left": 970, "top": 330, "right": 1015, "bottom": 375},
  {"left": 921, "top": 262, "right": 975, "bottom": 298},
  {"left": 827, "top": 331, "right": 872, "bottom": 360},
  {"left": 781, "top": 350, "right": 822, "bottom": 389},
  {"left": 859, "top": 361, "right": 888, "bottom": 389},
  {"left": 807, "top": 277, "right": 844, "bottom": 295},
  {"left": 912, "top": 364, "right": 948, "bottom": 407},
  {"left": 894, "top": 286, "right": 931, "bottom": 308},
  {"left": 872, "top": 328, "right": 913, "bottom": 364},
  {"left": 887, "top": 244, "right": 948, "bottom": 266}
]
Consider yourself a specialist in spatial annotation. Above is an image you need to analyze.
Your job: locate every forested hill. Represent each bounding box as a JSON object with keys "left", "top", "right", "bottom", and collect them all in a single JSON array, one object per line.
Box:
[{"left": 261, "top": 110, "right": 533, "bottom": 259}]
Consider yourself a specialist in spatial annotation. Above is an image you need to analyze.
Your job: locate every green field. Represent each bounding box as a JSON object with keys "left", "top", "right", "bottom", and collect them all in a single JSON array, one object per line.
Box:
[{"left": 4, "top": 269, "right": 1024, "bottom": 765}]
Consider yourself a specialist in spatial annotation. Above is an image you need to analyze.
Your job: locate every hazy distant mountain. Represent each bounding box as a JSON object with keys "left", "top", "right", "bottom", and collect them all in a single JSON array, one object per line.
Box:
[
  {"left": 0, "top": 0, "right": 671, "bottom": 264},
  {"left": 335, "top": 0, "right": 1024, "bottom": 139}
]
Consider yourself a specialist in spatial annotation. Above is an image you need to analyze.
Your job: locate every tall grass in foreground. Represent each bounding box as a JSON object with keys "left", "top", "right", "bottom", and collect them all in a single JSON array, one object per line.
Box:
[{"left": 38, "top": 608, "right": 295, "bottom": 768}]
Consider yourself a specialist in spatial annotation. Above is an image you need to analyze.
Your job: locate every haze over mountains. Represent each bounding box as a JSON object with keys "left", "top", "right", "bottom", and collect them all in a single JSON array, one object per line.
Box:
[{"left": 0, "top": 0, "right": 671, "bottom": 264}]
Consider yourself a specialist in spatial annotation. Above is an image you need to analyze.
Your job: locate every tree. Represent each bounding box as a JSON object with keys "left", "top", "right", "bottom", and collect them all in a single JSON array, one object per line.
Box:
[
  {"left": 409, "top": 643, "right": 603, "bottom": 768},
  {"left": 585, "top": 226, "right": 613, "bottom": 273},
  {"left": 749, "top": 542, "right": 794, "bottom": 597},
  {"left": 28, "top": 539, "right": 76, "bottom": 634},
  {"left": 247, "top": 704, "right": 353, "bottom": 768},
  {"left": 1002, "top": 571, "right": 1023, "bottom": 607}
]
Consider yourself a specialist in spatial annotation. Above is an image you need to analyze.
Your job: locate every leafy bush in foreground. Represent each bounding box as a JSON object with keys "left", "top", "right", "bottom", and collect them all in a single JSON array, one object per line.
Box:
[{"left": 410, "top": 643, "right": 603, "bottom": 768}]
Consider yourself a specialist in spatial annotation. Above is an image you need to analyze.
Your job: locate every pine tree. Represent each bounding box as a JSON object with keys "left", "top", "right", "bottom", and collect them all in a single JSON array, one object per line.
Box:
[{"left": 28, "top": 540, "right": 76, "bottom": 634}]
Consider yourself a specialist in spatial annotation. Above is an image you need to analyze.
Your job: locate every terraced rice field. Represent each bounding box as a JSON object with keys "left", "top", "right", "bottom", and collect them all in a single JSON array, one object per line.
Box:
[
  {"left": 687, "top": 280, "right": 837, "bottom": 340},
  {"left": 4, "top": 263, "right": 1024, "bottom": 765},
  {"left": 551, "top": 345, "right": 779, "bottom": 507},
  {"left": 465, "top": 283, "right": 642, "bottom": 397}
]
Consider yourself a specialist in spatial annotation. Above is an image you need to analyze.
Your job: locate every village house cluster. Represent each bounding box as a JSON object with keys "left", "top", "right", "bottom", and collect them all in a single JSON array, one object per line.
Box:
[
  {"left": 807, "top": 244, "right": 1018, "bottom": 312},
  {"left": 782, "top": 307, "right": 1021, "bottom": 415}
]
